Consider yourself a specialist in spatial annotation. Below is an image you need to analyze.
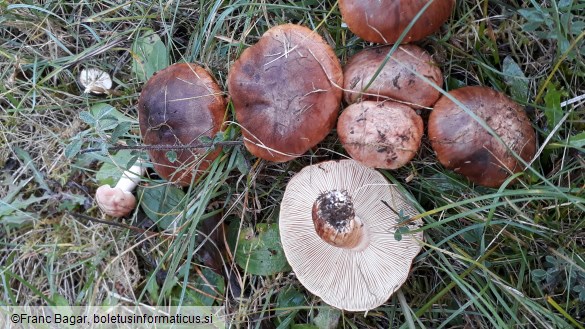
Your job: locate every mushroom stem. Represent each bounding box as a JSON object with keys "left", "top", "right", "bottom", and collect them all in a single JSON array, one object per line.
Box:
[
  {"left": 115, "top": 159, "right": 145, "bottom": 191},
  {"left": 312, "top": 190, "right": 369, "bottom": 250}
]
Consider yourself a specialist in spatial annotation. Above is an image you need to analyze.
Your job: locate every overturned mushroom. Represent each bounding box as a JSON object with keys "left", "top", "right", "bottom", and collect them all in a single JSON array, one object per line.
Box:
[
  {"left": 79, "top": 68, "right": 113, "bottom": 95},
  {"left": 279, "top": 159, "right": 423, "bottom": 311},
  {"left": 428, "top": 86, "right": 536, "bottom": 187},
  {"left": 227, "top": 24, "right": 343, "bottom": 162},
  {"left": 138, "top": 63, "right": 225, "bottom": 185},
  {"left": 96, "top": 159, "right": 145, "bottom": 217}
]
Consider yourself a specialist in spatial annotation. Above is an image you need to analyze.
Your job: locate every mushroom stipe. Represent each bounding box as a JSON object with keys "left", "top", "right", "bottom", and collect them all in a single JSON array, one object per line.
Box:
[{"left": 312, "top": 190, "right": 368, "bottom": 250}]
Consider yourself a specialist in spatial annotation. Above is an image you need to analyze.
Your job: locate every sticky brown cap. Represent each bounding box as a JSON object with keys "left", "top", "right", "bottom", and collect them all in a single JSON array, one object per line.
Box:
[
  {"left": 227, "top": 24, "right": 343, "bottom": 162},
  {"left": 339, "top": 0, "right": 454, "bottom": 44},
  {"left": 343, "top": 45, "right": 442, "bottom": 108},
  {"left": 138, "top": 63, "right": 225, "bottom": 185},
  {"left": 428, "top": 86, "right": 536, "bottom": 187},
  {"left": 337, "top": 101, "right": 423, "bottom": 169}
]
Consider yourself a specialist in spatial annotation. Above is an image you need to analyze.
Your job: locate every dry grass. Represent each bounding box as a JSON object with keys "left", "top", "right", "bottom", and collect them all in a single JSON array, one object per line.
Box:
[{"left": 1, "top": 1, "right": 584, "bottom": 328}]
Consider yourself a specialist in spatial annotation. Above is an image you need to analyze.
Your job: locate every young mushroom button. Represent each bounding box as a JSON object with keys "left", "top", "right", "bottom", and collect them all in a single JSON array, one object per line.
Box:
[
  {"left": 95, "top": 159, "right": 145, "bottom": 217},
  {"left": 279, "top": 160, "right": 423, "bottom": 311}
]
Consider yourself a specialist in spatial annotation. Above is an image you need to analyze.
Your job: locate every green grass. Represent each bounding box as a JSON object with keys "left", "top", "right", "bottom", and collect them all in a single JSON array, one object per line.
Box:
[{"left": 1, "top": 0, "right": 584, "bottom": 328}]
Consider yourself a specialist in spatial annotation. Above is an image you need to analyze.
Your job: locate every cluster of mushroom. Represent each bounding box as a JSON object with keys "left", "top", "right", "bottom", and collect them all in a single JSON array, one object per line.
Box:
[
  {"left": 335, "top": 0, "right": 536, "bottom": 188},
  {"left": 223, "top": 3, "right": 536, "bottom": 312},
  {"left": 94, "top": 0, "right": 538, "bottom": 313},
  {"left": 225, "top": 23, "right": 429, "bottom": 312},
  {"left": 95, "top": 63, "right": 227, "bottom": 216}
]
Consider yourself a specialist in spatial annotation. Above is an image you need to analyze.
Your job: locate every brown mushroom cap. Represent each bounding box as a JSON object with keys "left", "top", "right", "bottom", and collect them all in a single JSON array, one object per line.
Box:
[
  {"left": 428, "top": 86, "right": 537, "bottom": 188},
  {"left": 279, "top": 159, "right": 423, "bottom": 311},
  {"left": 138, "top": 63, "right": 225, "bottom": 186},
  {"left": 339, "top": 0, "right": 455, "bottom": 44},
  {"left": 343, "top": 45, "right": 443, "bottom": 108},
  {"left": 337, "top": 101, "right": 423, "bottom": 169},
  {"left": 227, "top": 24, "right": 343, "bottom": 162}
]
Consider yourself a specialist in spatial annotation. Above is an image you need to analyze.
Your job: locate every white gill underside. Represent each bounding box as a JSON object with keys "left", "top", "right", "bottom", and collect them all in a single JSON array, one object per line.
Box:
[{"left": 279, "top": 159, "right": 423, "bottom": 311}]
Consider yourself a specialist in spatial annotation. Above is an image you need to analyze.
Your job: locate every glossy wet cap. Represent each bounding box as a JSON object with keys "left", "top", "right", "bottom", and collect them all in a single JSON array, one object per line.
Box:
[
  {"left": 343, "top": 45, "right": 442, "bottom": 108},
  {"left": 138, "top": 63, "right": 225, "bottom": 185},
  {"left": 227, "top": 24, "right": 343, "bottom": 162},
  {"left": 339, "top": 0, "right": 455, "bottom": 44},
  {"left": 428, "top": 86, "right": 536, "bottom": 187},
  {"left": 337, "top": 101, "right": 423, "bottom": 169}
]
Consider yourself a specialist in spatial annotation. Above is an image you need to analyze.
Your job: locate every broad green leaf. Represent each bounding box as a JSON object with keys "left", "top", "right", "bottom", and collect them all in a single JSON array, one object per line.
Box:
[
  {"left": 97, "top": 116, "right": 118, "bottom": 131},
  {"left": 543, "top": 85, "right": 564, "bottom": 131},
  {"left": 171, "top": 267, "right": 225, "bottom": 306},
  {"left": 78, "top": 111, "right": 96, "bottom": 125},
  {"left": 109, "top": 121, "right": 132, "bottom": 143},
  {"left": 569, "top": 20, "right": 585, "bottom": 35},
  {"left": 276, "top": 287, "right": 306, "bottom": 328},
  {"left": 0, "top": 214, "right": 35, "bottom": 227},
  {"left": 64, "top": 137, "right": 83, "bottom": 159},
  {"left": 502, "top": 56, "right": 529, "bottom": 102},
  {"left": 518, "top": 9, "right": 547, "bottom": 24},
  {"left": 233, "top": 148, "right": 249, "bottom": 175},
  {"left": 277, "top": 287, "right": 305, "bottom": 312},
  {"left": 568, "top": 132, "right": 585, "bottom": 149},
  {"left": 532, "top": 269, "right": 546, "bottom": 280},
  {"left": 292, "top": 325, "right": 319, "bottom": 329},
  {"left": 229, "top": 223, "right": 291, "bottom": 276},
  {"left": 313, "top": 306, "right": 341, "bottom": 329},
  {"left": 558, "top": 0, "right": 573, "bottom": 9},
  {"left": 166, "top": 150, "right": 178, "bottom": 163},
  {"left": 139, "top": 184, "right": 187, "bottom": 229},
  {"left": 95, "top": 150, "right": 136, "bottom": 186},
  {"left": 90, "top": 103, "right": 135, "bottom": 123},
  {"left": 131, "top": 30, "right": 169, "bottom": 82}
]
